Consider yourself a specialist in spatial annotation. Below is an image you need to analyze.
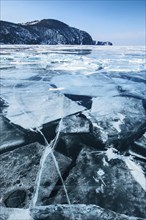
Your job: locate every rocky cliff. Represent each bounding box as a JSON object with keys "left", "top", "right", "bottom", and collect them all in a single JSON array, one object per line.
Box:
[{"left": 0, "top": 19, "right": 93, "bottom": 45}]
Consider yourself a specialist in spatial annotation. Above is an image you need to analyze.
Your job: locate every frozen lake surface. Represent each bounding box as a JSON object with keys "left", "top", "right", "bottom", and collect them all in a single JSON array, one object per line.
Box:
[
  {"left": 1, "top": 45, "right": 145, "bottom": 129},
  {"left": 0, "top": 45, "right": 146, "bottom": 220}
]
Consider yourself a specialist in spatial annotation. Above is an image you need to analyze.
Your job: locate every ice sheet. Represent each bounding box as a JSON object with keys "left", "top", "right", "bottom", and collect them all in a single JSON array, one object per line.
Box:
[{"left": 1, "top": 45, "right": 145, "bottom": 131}]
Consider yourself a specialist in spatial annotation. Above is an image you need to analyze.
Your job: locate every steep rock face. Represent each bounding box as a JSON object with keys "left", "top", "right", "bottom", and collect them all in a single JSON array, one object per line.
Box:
[
  {"left": 0, "top": 19, "right": 93, "bottom": 45},
  {"left": 0, "top": 21, "right": 40, "bottom": 44}
]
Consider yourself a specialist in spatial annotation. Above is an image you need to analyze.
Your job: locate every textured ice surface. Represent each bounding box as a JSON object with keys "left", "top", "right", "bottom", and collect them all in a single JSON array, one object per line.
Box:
[
  {"left": 1, "top": 45, "right": 145, "bottom": 131},
  {"left": 0, "top": 45, "right": 146, "bottom": 218},
  {"left": 1, "top": 83, "right": 84, "bottom": 129},
  {"left": 0, "top": 207, "right": 33, "bottom": 220},
  {"left": 124, "top": 157, "right": 146, "bottom": 191},
  {"left": 105, "top": 147, "right": 146, "bottom": 191}
]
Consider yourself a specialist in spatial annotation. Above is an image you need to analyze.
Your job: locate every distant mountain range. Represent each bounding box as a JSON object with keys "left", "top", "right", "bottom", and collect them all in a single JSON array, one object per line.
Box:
[{"left": 0, "top": 19, "right": 112, "bottom": 45}]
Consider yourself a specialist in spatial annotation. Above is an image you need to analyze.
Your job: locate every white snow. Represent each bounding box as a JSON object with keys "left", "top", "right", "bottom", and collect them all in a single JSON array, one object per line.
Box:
[
  {"left": 102, "top": 158, "right": 109, "bottom": 166},
  {"left": 124, "top": 157, "right": 146, "bottom": 191},
  {"left": 48, "top": 87, "right": 65, "bottom": 91},
  {"left": 95, "top": 184, "right": 104, "bottom": 193},
  {"left": 105, "top": 147, "right": 120, "bottom": 161},
  {"left": 97, "top": 169, "right": 105, "bottom": 177},
  {"left": 8, "top": 209, "right": 33, "bottom": 220},
  {"left": 105, "top": 148, "right": 146, "bottom": 191},
  {"left": 112, "top": 113, "right": 125, "bottom": 133},
  {"left": 24, "top": 20, "right": 39, "bottom": 25}
]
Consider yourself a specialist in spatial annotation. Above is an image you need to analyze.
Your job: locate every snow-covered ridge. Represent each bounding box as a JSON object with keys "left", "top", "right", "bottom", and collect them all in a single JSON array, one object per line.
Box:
[{"left": 21, "top": 20, "right": 40, "bottom": 26}]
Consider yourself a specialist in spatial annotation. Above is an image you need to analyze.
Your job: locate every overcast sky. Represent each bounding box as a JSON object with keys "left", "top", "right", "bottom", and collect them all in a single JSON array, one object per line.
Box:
[{"left": 1, "top": 0, "right": 145, "bottom": 45}]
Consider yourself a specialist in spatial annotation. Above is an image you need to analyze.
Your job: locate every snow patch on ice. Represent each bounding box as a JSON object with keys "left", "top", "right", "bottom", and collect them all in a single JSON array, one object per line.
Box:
[
  {"left": 97, "top": 169, "right": 105, "bottom": 177},
  {"left": 112, "top": 113, "right": 125, "bottom": 133},
  {"left": 48, "top": 87, "right": 65, "bottom": 91},
  {"left": 106, "top": 147, "right": 120, "bottom": 161},
  {"left": 96, "top": 184, "right": 104, "bottom": 194},
  {"left": 102, "top": 157, "right": 109, "bottom": 166},
  {"left": 92, "top": 123, "right": 103, "bottom": 130},
  {"left": 8, "top": 209, "right": 33, "bottom": 220},
  {"left": 105, "top": 148, "right": 146, "bottom": 191},
  {"left": 124, "top": 157, "right": 146, "bottom": 191}
]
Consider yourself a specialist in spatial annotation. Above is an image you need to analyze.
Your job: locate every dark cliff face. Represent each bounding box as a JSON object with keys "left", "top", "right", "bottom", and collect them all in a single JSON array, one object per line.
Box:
[{"left": 0, "top": 19, "right": 93, "bottom": 45}]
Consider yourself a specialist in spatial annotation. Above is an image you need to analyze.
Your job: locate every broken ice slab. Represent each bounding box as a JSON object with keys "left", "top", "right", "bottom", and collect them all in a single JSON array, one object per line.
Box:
[
  {"left": 130, "top": 132, "right": 146, "bottom": 159},
  {"left": 55, "top": 114, "right": 97, "bottom": 159},
  {"left": 50, "top": 73, "right": 119, "bottom": 97},
  {"left": 0, "top": 207, "right": 33, "bottom": 220},
  {"left": 0, "top": 115, "right": 25, "bottom": 153},
  {"left": 84, "top": 96, "right": 146, "bottom": 148},
  {"left": 50, "top": 70, "right": 146, "bottom": 105},
  {"left": 32, "top": 149, "right": 72, "bottom": 206},
  {"left": 105, "top": 71, "right": 146, "bottom": 99},
  {"left": 0, "top": 142, "right": 45, "bottom": 208},
  {"left": 1, "top": 205, "right": 143, "bottom": 220},
  {"left": 52, "top": 147, "right": 146, "bottom": 218},
  {"left": 1, "top": 80, "right": 84, "bottom": 130},
  {"left": 0, "top": 97, "right": 9, "bottom": 113},
  {"left": 31, "top": 204, "right": 145, "bottom": 220},
  {"left": 60, "top": 114, "right": 90, "bottom": 134}
]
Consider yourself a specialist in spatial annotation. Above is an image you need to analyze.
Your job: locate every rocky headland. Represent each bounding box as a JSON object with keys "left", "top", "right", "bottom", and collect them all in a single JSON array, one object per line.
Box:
[
  {"left": 0, "top": 19, "right": 93, "bottom": 45},
  {"left": 0, "top": 19, "right": 113, "bottom": 45}
]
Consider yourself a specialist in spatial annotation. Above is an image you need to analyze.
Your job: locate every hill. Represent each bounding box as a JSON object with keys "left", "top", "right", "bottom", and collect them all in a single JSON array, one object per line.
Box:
[{"left": 0, "top": 19, "right": 93, "bottom": 45}]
